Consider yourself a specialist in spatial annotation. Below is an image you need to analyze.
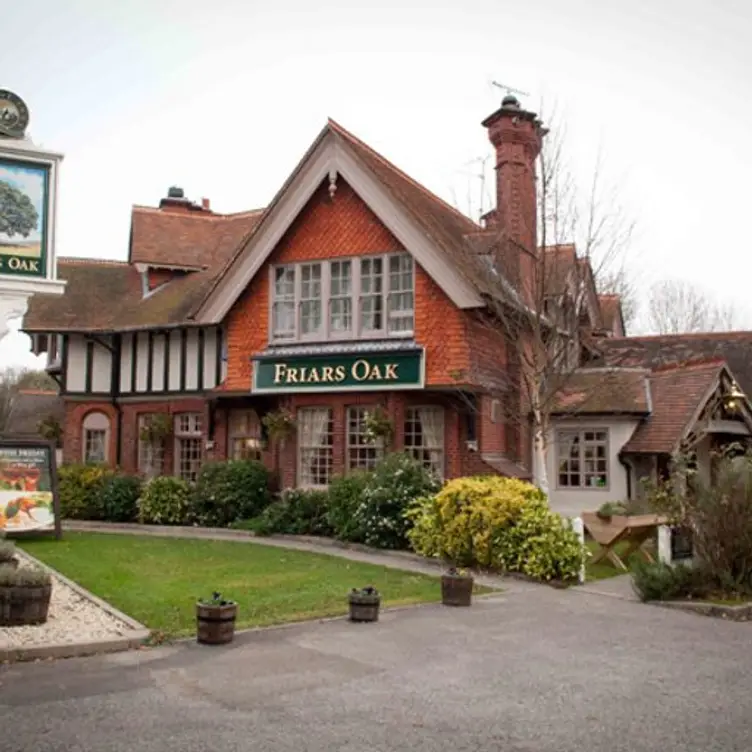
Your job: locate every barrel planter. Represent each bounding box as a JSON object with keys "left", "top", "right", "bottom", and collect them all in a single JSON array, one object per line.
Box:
[
  {"left": 441, "top": 569, "right": 474, "bottom": 607},
  {"left": 0, "top": 581, "right": 52, "bottom": 626},
  {"left": 196, "top": 593, "right": 237, "bottom": 645},
  {"left": 348, "top": 587, "right": 381, "bottom": 623}
]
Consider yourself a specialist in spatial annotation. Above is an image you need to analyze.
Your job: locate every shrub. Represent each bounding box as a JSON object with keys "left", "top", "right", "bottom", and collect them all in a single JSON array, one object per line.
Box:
[
  {"left": 354, "top": 452, "right": 441, "bottom": 550},
  {"left": 407, "top": 476, "right": 544, "bottom": 567},
  {"left": 647, "top": 448, "right": 752, "bottom": 595},
  {"left": 631, "top": 560, "right": 701, "bottom": 602},
  {"left": 138, "top": 476, "right": 193, "bottom": 525},
  {"left": 251, "top": 488, "right": 333, "bottom": 537},
  {"left": 493, "top": 497, "right": 587, "bottom": 582},
  {"left": 58, "top": 464, "right": 115, "bottom": 520},
  {"left": 407, "top": 476, "right": 587, "bottom": 582},
  {"left": 192, "top": 460, "right": 271, "bottom": 527},
  {"left": 100, "top": 474, "right": 142, "bottom": 522},
  {"left": 327, "top": 471, "right": 373, "bottom": 542}
]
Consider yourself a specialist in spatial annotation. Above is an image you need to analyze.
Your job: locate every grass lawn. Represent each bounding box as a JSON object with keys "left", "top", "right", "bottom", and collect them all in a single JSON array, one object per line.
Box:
[{"left": 20, "top": 533, "right": 489, "bottom": 637}]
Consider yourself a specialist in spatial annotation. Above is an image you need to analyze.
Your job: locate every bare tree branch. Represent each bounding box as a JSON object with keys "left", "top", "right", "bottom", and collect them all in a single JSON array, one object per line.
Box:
[{"left": 648, "top": 279, "right": 742, "bottom": 334}]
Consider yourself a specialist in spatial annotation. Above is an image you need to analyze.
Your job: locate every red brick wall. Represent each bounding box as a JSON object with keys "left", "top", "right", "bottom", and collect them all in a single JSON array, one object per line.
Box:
[{"left": 223, "top": 179, "right": 472, "bottom": 391}]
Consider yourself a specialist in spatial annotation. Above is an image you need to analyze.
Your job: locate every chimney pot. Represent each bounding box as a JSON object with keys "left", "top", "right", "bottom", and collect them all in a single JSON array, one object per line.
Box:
[
  {"left": 201, "top": 197, "right": 210, "bottom": 211},
  {"left": 167, "top": 186, "right": 184, "bottom": 199}
]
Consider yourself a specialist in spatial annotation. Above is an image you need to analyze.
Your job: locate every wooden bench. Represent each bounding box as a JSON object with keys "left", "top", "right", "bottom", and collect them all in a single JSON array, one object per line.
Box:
[{"left": 582, "top": 512, "right": 669, "bottom": 572}]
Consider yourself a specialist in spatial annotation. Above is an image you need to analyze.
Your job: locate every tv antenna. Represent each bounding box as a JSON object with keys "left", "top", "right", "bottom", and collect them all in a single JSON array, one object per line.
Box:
[{"left": 491, "top": 81, "right": 530, "bottom": 99}]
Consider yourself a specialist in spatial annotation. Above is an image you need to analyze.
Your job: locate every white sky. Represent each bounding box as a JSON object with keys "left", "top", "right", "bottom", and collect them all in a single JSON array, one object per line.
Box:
[{"left": 1, "top": 0, "right": 751, "bottom": 368}]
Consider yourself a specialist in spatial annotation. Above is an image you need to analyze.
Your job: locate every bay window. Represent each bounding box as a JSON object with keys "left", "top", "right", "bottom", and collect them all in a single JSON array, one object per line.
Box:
[
  {"left": 298, "top": 408, "right": 334, "bottom": 487},
  {"left": 270, "top": 253, "right": 414, "bottom": 343},
  {"left": 174, "top": 413, "right": 203, "bottom": 483},
  {"left": 404, "top": 406, "right": 444, "bottom": 479},
  {"left": 347, "top": 406, "right": 383, "bottom": 471}
]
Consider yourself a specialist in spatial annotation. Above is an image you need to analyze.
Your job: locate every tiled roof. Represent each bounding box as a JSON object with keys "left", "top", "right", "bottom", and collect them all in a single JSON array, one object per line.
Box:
[
  {"left": 599, "top": 333, "right": 752, "bottom": 398},
  {"left": 622, "top": 360, "right": 725, "bottom": 454},
  {"left": 129, "top": 206, "right": 264, "bottom": 269},
  {"left": 552, "top": 368, "right": 651, "bottom": 415},
  {"left": 24, "top": 258, "right": 216, "bottom": 331}
]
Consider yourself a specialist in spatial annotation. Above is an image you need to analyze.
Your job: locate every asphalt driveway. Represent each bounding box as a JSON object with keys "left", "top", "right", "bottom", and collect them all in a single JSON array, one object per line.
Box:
[{"left": 2, "top": 585, "right": 751, "bottom": 752}]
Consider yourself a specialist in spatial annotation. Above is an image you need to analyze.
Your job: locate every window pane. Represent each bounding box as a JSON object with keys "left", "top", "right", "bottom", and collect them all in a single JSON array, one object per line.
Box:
[
  {"left": 84, "top": 429, "right": 106, "bottom": 464},
  {"left": 360, "top": 257, "right": 384, "bottom": 333},
  {"left": 330, "top": 261, "right": 352, "bottom": 334},
  {"left": 347, "top": 407, "right": 383, "bottom": 471},
  {"left": 388, "top": 255, "right": 414, "bottom": 334},
  {"left": 177, "top": 438, "right": 202, "bottom": 483},
  {"left": 298, "top": 408, "right": 334, "bottom": 487},
  {"left": 404, "top": 406, "right": 443, "bottom": 479},
  {"left": 557, "top": 429, "right": 608, "bottom": 488},
  {"left": 300, "top": 263, "right": 322, "bottom": 335},
  {"left": 273, "top": 266, "right": 296, "bottom": 339}
]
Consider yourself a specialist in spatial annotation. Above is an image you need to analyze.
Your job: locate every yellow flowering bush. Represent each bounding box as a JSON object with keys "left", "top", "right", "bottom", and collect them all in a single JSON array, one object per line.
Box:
[
  {"left": 58, "top": 463, "right": 116, "bottom": 520},
  {"left": 406, "top": 476, "right": 587, "bottom": 581}
]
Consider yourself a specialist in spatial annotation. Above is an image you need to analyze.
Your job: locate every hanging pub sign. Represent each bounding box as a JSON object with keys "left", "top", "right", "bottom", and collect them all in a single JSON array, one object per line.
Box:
[
  {"left": 0, "top": 89, "right": 63, "bottom": 285},
  {"left": 0, "top": 438, "right": 61, "bottom": 538},
  {"left": 252, "top": 349, "right": 425, "bottom": 394}
]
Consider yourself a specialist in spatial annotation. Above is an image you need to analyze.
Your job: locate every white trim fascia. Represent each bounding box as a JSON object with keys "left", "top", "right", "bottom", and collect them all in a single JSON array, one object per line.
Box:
[{"left": 199, "top": 131, "right": 483, "bottom": 323}]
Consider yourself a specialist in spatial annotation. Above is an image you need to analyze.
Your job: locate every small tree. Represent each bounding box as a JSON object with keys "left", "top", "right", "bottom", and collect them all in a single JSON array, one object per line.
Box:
[{"left": 0, "top": 180, "right": 38, "bottom": 238}]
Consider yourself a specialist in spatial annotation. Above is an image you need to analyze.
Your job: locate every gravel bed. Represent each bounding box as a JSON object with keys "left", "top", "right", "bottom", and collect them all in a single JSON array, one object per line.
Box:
[{"left": 0, "top": 554, "right": 134, "bottom": 650}]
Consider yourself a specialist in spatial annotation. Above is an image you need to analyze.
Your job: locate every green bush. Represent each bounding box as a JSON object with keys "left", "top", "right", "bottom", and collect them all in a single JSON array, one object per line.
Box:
[
  {"left": 327, "top": 471, "right": 373, "bottom": 542},
  {"left": 100, "top": 474, "right": 142, "bottom": 522},
  {"left": 58, "top": 464, "right": 115, "bottom": 520},
  {"left": 191, "top": 460, "right": 271, "bottom": 527},
  {"left": 138, "top": 476, "right": 193, "bottom": 525},
  {"left": 251, "top": 488, "right": 333, "bottom": 537},
  {"left": 631, "top": 560, "right": 700, "bottom": 602},
  {"left": 354, "top": 452, "right": 441, "bottom": 550},
  {"left": 407, "top": 476, "right": 587, "bottom": 582},
  {"left": 493, "top": 497, "right": 587, "bottom": 582}
]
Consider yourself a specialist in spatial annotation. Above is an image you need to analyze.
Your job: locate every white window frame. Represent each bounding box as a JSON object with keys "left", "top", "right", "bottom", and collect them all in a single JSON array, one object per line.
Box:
[
  {"left": 556, "top": 428, "right": 610, "bottom": 490},
  {"left": 229, "top": 409, "right": 263, "bottom": 461},
  {"left": 269, "top": 253, "right": 415, "bottom": 344},
  {"left": 137, "top": 414, "right": 166, "bottom": 479},
  {"left": 404, "top": 406, "right": 444, "bottom": 479},
  {"left": 346, "top": 406, "right": 384, "bottom": 471},
  {"left": 297, "top": 407, "right": 334, "bottom": 488},
  {"left": 174, "top": 412, "right": 203, "bottom": 483},
  {"left": 82, "top": 411, "right": 110, "bottom": 464}
]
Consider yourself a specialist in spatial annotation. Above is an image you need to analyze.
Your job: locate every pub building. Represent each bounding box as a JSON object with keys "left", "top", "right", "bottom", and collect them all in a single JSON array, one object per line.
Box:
[{"left": 22, "top": 97, "right": 613, "bottom": 489}]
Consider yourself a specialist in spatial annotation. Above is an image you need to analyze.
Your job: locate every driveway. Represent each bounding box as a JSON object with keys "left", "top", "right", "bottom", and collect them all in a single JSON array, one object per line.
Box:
[{"left": 2, "top": 586, "right": 751, "bottom": 752}]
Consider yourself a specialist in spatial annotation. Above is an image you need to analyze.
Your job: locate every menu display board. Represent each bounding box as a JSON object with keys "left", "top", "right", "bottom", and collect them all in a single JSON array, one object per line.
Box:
[{"left": 0, "top": 439, "right": 61, "bottom": 538}]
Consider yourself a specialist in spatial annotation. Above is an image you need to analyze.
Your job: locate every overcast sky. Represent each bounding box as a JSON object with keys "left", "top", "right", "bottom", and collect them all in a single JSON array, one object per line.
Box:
[{"left": 1, "top": 0, "right": 751, "bottom": 369}]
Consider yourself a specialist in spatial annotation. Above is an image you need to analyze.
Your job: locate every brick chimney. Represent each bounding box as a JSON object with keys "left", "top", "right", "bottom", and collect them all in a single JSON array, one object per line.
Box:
[{"left": 482, "top": 95, "right": 544, "bottom": 290}]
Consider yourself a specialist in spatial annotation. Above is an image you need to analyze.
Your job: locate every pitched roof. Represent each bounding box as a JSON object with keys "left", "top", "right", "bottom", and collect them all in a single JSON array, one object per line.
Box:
[
  {"left": 599, "top": 332, "right": 752, "bottom": 398},
  {"left": 129, "top": 206, "right": 264, "bottom": 269},
  {"left": 552, "top": 368, "right": 651, "bottom": 415},
  {"left": 23, "top": 258, "right": 217, "bottom": 332},
  {"left": 622, "top": 360, "right": 725, "bottom": 454}
]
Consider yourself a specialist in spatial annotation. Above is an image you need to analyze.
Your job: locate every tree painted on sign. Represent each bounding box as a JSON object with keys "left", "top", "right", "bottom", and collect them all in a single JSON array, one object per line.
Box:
[{"left": 0, "top": 180, "right": 38, "bottom": 238}]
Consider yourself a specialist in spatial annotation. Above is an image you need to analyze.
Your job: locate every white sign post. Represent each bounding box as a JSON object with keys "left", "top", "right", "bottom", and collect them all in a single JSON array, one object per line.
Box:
[{"left": 0, "top": 89, "right": 65, "bottom": 347}]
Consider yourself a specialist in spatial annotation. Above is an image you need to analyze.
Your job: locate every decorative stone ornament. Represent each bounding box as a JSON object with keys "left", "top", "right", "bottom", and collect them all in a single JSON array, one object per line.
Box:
[{"left": 0, "top": 90, "right": 30, "bottom": 140}]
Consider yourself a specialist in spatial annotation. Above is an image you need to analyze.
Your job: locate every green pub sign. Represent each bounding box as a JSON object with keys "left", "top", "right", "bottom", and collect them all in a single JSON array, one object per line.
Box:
[{"left": 253, "top": 350, "right": 424, "bottom": 393}]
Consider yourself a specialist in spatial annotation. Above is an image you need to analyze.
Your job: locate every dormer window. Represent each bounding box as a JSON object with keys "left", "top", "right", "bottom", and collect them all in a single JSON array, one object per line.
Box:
[{"left": 270, "top": 253, "right": 414, "bottom": 344}]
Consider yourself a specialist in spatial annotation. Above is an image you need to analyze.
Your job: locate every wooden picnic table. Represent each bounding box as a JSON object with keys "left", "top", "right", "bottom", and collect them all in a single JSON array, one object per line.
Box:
[{"left": 581, "top": 512, "right": 670, "bottom": 572}]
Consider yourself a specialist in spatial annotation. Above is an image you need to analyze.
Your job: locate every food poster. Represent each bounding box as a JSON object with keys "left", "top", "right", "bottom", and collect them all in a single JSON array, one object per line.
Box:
[{"left": 0, "top": 444, "right": 56, "bottom": 533}]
